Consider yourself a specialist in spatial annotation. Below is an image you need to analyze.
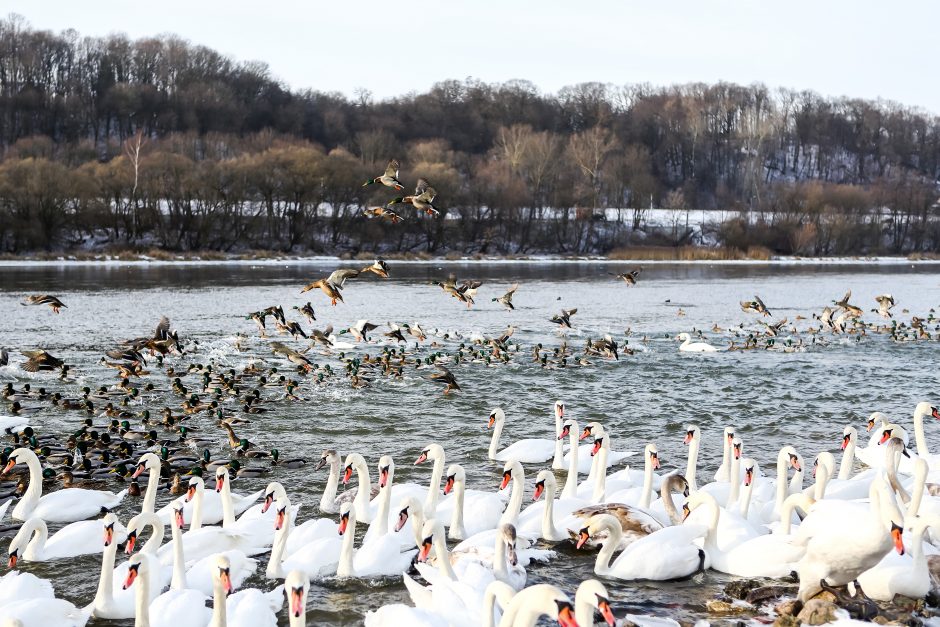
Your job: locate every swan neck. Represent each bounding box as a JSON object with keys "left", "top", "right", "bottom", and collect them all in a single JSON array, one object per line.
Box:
[
  {"left": 337, "top": 513, "right": 357, "bottom": 577},
  {"left": 449, "top": 481, "right": 466, "bottom": 540},
  {"left": 210, "top": 574, "right": 228, "bottom": 627},
  {"left": 541, "top": 480, "right": 559, "bottom": 539},
  {"left": 915, "top": 407, "right": 930, "bottom": 458},
  {"left": 354, "top": 461, "right": 372, "bottom": 519},
  {"left": 552, "top": 410, "right": 564, "bottom": 468},
  {"left": 424, "top": 455, "right": 444, "bottom": 517},
  {"left": 17, "top": 452, "right": 43, "bottom": 517},
  {"left": 191, "top": 485, "right": 204, "bottom": 530},
  {"left": 661, "top": 485, "right": 680, "bottom": 525},
  {"left": 134, "top": 560, "right": 151, "bottom": 627},
  {"left": 143, "top": 466, "right": 160, "bottom": 514},
  {"left": 373, "top": 479, "right": 390, "bottom": 537},
  {"left": 727, "top": 455, "right": 741, "bottom": 505},
  {"left": 561, "top": 425, "right": 579, "bottom": 499},
  {"left": 685, "top": 436, "right": 699, "bottom": 491},
  {"left": 321, "top": 459, "right": 340, "bottom": 512},
  {"left": 94, "top": 539, "right": 119, "bottom": 610},
  {"left": 591, "top": 447, "right": 608, "bottom": 502},
  {"left": 435, "top": 531, "right": 457, "bottom": 580},
  {"left": 739, "top": 477, "right": 753, "bottom": 518},
  {"left": 170, "top": 518, "right": 187, "bottom": 591},
  {"left": 220, "top": 475, "right": 235, "bottom": 528},
  {"left": 908, "top": 464, "right": 926, "bottom": 518},
  {"left": 267, "top": 519, "right": 289, "bottom": 578},
  {"left": 775, "top": 453, "right": 788, "bottom": 513},
  {"left": 500, "top": 471, "right": 525, "bottom": 526},
  {"left": 838, "top": 437, "right": 855, "bottom": 480},
  {"left": 25, "top": 519, "right": 47, "bottom": 558},
  {"left": 488, "top": 418, "right": 504, "bottom": 459},
  {"left": 640, "top": 454, "right": 654, "bottom": 509},
  {"left": 595, "top": 519, "right": 622, "bottom": 576}
]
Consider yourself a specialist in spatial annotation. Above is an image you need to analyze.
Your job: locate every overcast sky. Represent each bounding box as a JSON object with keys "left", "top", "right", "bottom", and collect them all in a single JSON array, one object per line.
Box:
[{"left": 6, "top": 0, "right": 938, "bottom": 113}]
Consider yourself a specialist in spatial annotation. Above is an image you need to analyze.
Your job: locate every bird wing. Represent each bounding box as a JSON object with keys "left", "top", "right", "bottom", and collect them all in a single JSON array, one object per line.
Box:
[
  {"left": 154, "top": 316, "right": 171, "bottom": 341},
  {"left": 415, "top": 178, "right": 430, "bottom": 195},
  {"left": 385, "top": 159, "right": 400, "bottom": 178}
]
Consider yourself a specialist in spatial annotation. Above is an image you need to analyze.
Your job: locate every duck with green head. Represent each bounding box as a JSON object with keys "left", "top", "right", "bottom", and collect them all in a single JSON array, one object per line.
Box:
[{"left": 362, "top": 158, "right": 405, "bottom": 191}]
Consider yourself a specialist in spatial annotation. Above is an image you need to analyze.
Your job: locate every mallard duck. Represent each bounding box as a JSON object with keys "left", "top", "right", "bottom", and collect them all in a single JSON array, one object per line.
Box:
[
  {"left": 270, "top": 448, "right": 306, "bottom": 469},
  {"left": 20, "top": 349, "right": 65, "bottom": 373},
  {"left": 740, "top": 295, "right": 771, "bottom": 316},
  {"left": 22, "top": 294, "right": 67, "bottom": 313},
  {"left": 361, "top": 259, "right": 390, "bottom": 278},
  {"left": 550, "top": 308, "right": 577, "bottom": 329},
  {"left": 834, "top": 289, "right": 864, "bottom": 318},
  {"left": 610, "top": 268, "right": 641, "bottom": 285},
  {"left": 362, "top": 158, "right": 405, "bottom": 190},
  {"left": 269, "top": 342, "right": 313, "bottom": 371},
  {"left": 363, "top": 206, "right": 405, "bottom": 223},
  {"left": 387, "top": 178, "right": 440, "bottom": 216},
  {"left": 384, "top": 324, "right": 406, "bottom": 344},
  {"left": 275, "top": 320, "right": 307, "bottom": 340},
  {"left": 874, "top": 294, "right": 895, "bottom": 319},
  {"left": 228, "top": 459, "right": 267, "bottom": 478},
  {"left": 292, "top": 302, "right": 316, "bottom": 323},
  {"left": 300, "top": 278, "right": 344, "bottom": 305},
  {"left": 429, "top": 366, "right": 460, "bottom": 395},
  {"left": 492, "top": 284, "right": 518, "bottom": 310}
]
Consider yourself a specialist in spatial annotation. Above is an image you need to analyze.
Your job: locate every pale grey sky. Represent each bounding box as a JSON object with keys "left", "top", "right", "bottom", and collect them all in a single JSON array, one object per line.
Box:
[{"left": 6, "top": 0, "right": 939, "bottom": 112}]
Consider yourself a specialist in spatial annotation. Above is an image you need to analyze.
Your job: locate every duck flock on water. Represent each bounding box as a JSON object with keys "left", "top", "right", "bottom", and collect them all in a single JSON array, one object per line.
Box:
[{"left": 1, "top": 260, "right": 940, "bottom": 627}]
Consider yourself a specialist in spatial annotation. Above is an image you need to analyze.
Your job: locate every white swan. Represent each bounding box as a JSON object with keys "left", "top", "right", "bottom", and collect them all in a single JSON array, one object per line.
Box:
[
  {"left": 132, "top": 452, "right": 163, "bottom": 514},
  {"left": 342, "top": 452, "right": 377, "bottom": 523},
  {"left": 2, "top": 448, "right": 125, "bottom": 522},
  {"left": 577, "top": 422, "right": 633, "bottom": 473},
  {"left": 685, "top": 491, "right": 804, "bottom": 578},
  {"left": 8, "top": 515, "right": 128, "bottom": 563},
  {"left": 423, "top": 519, "right": 528, "bottom": 590},
  {"left": 266, "top": 497, "right": 342, "bottom": 579},
  {"left": 208, "top": 554, "right": 281, "bottom": 627},
  {"left": 487, "top": 408, "right": 556, "bottom": 463},
  {"left": 336, "top": 501, "right": 417, "bottom": 578},
  {"left": 517, "top": 470, "right": 585, "bottom": 542},
  {"left": 0, "top": 570, "right": 53, "bottom": 604},
  {"left": 793, "top": 477, "right": 905, "bottom": 601},
  {"left": 315, "top": 449, "right": 374, "bottom": 514},
  {"left": 284, "top": 570, "right": 309, "bottom": 627},
  {"left": 683, "top": 425, "right": 702, "bottom": 490},
  {"left": 676, "top": 332, "right": 717, "bottom": 353},
  {"left": 576, "top": 513, "right": 707, "bottom": 581},
  {"left": 442, "top": 464, "right": 505, "bottom": 540},
  {"left": 122, "top": 552, "right": 210, "bottom": 627},
  {"left": 497, "top": 583, "right": 576, "bottom": 627},
  {"left": 713, "top": 426, "right": 736, "bottom": 482},
  {"left": 89, "top": 513, "right": 159, "bottom": 619},
  {"left": 155, "top": 477, "right": 239, "bottom": 566},
  {"left": 855, "top": 514, "right": 940, "bottom": 601},
  {"left": 415, "top": 444, "right": 447, "bottom": 517},
  {"left": 574, "top": 579, "right": 616, "bottom": 627},
  {"left": 0, "top": 596, "right": 89, "bottom": 627},
  {"left": 156, "top": 473, "right": 261, "bottom": 528}
]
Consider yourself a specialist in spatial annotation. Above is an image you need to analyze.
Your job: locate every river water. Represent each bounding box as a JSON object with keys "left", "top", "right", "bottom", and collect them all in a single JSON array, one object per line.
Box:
[{"left": 0, "top": 260, "right": 938, "bottom": 625}]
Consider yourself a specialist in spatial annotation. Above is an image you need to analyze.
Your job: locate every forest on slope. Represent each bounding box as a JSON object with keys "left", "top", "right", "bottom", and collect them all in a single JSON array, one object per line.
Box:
[{"left": 0, "top": 15, "right": 938, "bottom": 257}]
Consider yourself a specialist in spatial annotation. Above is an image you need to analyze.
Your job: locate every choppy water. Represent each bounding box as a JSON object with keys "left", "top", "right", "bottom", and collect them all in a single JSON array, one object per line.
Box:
[{"left": 1, "top": 260, "right": 939, "bottom": 626}]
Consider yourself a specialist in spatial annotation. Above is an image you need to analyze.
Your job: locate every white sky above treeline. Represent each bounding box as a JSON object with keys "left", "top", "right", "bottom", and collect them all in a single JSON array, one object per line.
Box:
[{"left": 7, "top": 0, "right": 939, "bottom": 113}]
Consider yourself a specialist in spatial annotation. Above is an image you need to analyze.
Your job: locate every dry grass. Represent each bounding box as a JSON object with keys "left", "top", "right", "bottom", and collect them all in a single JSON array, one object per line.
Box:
[
  {"left": 908, "top": 252, "right": 940, "bottom": 261},
  {"left": 608, "top": 245, "right": 773, "bottom": 261}
]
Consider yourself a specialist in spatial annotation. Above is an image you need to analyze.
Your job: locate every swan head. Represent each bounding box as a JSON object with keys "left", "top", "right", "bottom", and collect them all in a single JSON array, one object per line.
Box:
[
  {"left": 682, "top": 490, "right": 719, "bottom": 521},
  {"left": 915, "top": 401, "right": 940, "bottom": 420},
  {"left": 675, "top": 332, "right": 691, "bottom": 342},
  {"left": 378, "top": 455, "right": 394, "bottom": 488},
  {"left": 444, "top": 464, "right": 464, "bottom": 495},
  {"left": 500, "top": 524, "right": 518, "bottom": 566},
  {"left": 723, "top": 426, "right": 735, "bottom": 444},
  {"left": 172, "top": 503, "right": 185, "bottom": 530},
  {"left": 575, "top": 579, "right": 615, "bottom": 626},
  {"left": 534, "top": 469, "right": 556, "bottom": 501},
  {"left": 337, "top": 502, "right": 355, "bottom": 535},
  {"left": 879, "top": 424, "right": 908, "bottom": 446},
  {"left": 185, "top": 476, "right": 204, "bottom": 502},
  {"left": 581, "top": 421, "right": 603, "bottom": 442},
  {"left": 554, "top": 401, "right": 565, "bottom": 418},
  {"left": 314, "top": 449, "right": 339, "bottom": 471},
  {"left": 731, "top": 437, "right": 743, "bottom": 460},
  {"left": 394, "top": 496, "right": 422, "bottom": 532},
  {"left": 1, "top": 448, "right": 32, "bottom": 475},
  {"left": 212, "top": 554, "right": 233, "bottom": 596},
  {"left": 558, "top": 420, "right": 575, "bottom": 440},
  {"left": 125, "top": 512, "right": 162, "bottom": 555},
  {"left": 867, "top": 411, "right": 890, "bottom": 432},
  {"left": 415, "top": 443, "right": 443, "bottom": 465},
  {"left": 487, "top": 408, "right": 505, "bottom": 428},
  {"left": 742, "top": 459, "right": 758, "bottom": 486},
  {"left": 778, "top": 446, "right": 801, "bottom": 472},
  {"left": 417, "top": 518, "right": 445, "bottom": 562},
  {"left": 132, "top": 452, "right": 161, "bottom": 479},
  {"left": 576, "top": 514, "right": 620, "bottom": 549},
  {"left": 662, "top": 474, "right": 690, "bottom": 497},
  {"left": 841, "top": 426, "right": 857, "bottom": 449},
  {"left": 284, "top": 570, "right": 309, "bottom": 618},
  {"left": 813, "top": 452, "right": 836, "bottom": 479},
  {"left": 101, "top": 512, "right": 120, "bottom": 549},
  {"left": 645, "top": 443, "right": 661, "bottom": 470},
  {"left": 262, "top": 481, "right": 287, "bottom": 513},
  {"left": 214, "top": 466, "right": 231, "bottom": 492},
  {"left": 122, "top": 553, "right": 153, "bottom": 590},
  {"left": 500, "top": 460, "right": 523, "bottom": 490},
  {"left": 683, "top": 425, "right": 700, "bottom": 445},
  {"left": 274, "top": 498, "right": 290, "bottom": 531}
]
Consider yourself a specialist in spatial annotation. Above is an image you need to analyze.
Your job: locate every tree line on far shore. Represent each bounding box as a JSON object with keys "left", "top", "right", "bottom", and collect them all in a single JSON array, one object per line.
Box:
[{"left": 0, "top": 14, "right": 938, "bottom": 256}]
